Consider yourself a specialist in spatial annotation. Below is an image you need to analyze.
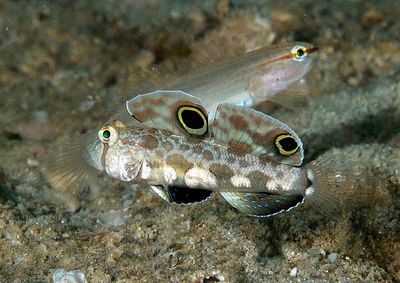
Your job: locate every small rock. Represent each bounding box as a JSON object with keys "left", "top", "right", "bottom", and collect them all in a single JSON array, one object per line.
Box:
[
  {"left": 362, "top": 9, "right": 383, "bottom": 28},
  {"left": 328, "top": 253, "right": 338, "bottom": 263},
  {"left": 33, "top": 110, "right": 48, "bottom": 123},
  {"left": 53, "top": 269, "right": 87, "bottom": 283},
  {"left": 290, "top": 267, "right": 298, "bottom": 277},
  {"left": 216, "top": 0, "right": 230, "bottom": 18},
  {"left": 27, "top": 158, "right": 39, "bottom": 167}
]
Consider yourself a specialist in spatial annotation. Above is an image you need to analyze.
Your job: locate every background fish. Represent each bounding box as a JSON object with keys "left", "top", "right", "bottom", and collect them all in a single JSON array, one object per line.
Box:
[
  {"left": 45, "top": 90, "right": 368, "bottom": 216},
  {"left": 126, "top": 41, "right": 318, "bottom": 113},
  {"left": 167, "top": 42, "right": 318, "bottom": 111}
]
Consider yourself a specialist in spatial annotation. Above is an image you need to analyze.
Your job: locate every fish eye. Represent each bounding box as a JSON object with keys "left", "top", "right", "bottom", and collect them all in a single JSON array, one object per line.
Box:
[
  {"left": 98, "top": 126, "right": 116, "bottom": 144},
  {"left": 275, "top": 134, "right": 299, "bottom": 156},
  {"left": 292, "top": 45, "right": 307, "bottom": 61},
  {"left": 177, "top": 106, "right": 208, "bottom": 136}
]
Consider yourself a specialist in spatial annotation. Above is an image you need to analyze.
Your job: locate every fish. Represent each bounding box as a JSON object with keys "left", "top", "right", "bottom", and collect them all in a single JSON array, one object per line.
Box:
[
  {"left": 166, "top": 42, "right": 318, "bottom": 111},
  {"left": 129, "top": 42, "right": 318, "bottom": 113},
  {"left": 43, "top": 90, "right": 364, "bottom": 216}
]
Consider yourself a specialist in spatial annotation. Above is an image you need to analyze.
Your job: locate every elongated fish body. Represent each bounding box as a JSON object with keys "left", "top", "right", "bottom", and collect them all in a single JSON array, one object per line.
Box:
[
  {"left": 167, "top": 42, "right": 318, "bottom": 111},
  {"left": 79, "top": 90, "right": 337, "bottom": 217},
  {"left": 90, "top": 126, "right": 308, "bottom": 193}
]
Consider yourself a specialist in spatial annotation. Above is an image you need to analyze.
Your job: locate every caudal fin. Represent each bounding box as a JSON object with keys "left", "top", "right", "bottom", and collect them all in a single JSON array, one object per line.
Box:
[{"left": 304, "top": 155, "right": 379, "bottom": 215}]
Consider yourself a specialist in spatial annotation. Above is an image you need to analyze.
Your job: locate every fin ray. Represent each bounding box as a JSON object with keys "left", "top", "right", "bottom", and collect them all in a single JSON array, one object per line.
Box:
[{"left": 220, "top": 191, "right": 304, "bottom": 217}]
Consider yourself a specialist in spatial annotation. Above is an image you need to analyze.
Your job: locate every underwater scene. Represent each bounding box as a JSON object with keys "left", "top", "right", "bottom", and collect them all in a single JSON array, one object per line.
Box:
[{"left": 0, "top": 0, "right": 399, "bottom": 282}]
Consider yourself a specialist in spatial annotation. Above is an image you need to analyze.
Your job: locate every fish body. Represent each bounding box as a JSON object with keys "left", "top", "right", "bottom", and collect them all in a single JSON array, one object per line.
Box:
[
  {"left": 44, "top": 90, "right": 364, "bottom": 216},
  {"left": 79, "top": 90, "right": 334, "bottom": 216},
  {"left": 90, "top": 125, "right": 308, "bottom": 193},
  {"left": 167, "top": 42, "right": 318, "bottom": 110}
]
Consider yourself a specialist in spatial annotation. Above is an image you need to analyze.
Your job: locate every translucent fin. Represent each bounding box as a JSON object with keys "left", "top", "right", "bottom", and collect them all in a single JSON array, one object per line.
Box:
[
  {"left": 212, "top": 103, "right": 304, "bottom": 166},
  {"left": 126, "top": 90, "right": 209, "bottom": 137},
  {"left": 151, "top": 185, "right": 212, "bottom": 205},
  {"left": 304, "top": 156, "right": 379, "bottom": 215},
  {"left": 41, "top": 132, "right": 101, "bottom": 211},
  {"left": 267, "top": 80, "right": 310, "bottom": 110},
  {"left": 220, "top": 191, "right": 304, "bottom": 217},
  {"left": 125, "top": 63, "right": 178, "bottom": 94},
  {"left": 127, "top": 69, "right": 166, "bottom": 93}
]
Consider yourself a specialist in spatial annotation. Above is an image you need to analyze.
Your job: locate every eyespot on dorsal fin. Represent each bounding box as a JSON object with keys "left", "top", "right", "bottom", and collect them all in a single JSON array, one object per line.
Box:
[
  {"left": 220, "top": 191, "right": 304, "bottom": 217},
  {"left": 126, "top": 90, "right": 209, "bottom": 137},
  {"left": 211, "top": 103, "right": 304, "bottom": 166}
]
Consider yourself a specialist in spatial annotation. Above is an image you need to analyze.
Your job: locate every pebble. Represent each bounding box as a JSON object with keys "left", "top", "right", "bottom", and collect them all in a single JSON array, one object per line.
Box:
[
  {"left": 328, "top": 253, "right": 338, "bottom": 263},
  {"left": 362, "top": 9, "right": 383, "bottom": 28},
  {"left": 27, "top": 158, "right": 39, "bottom": 167},
  {"left": 290, "top": 267, "right": 298, "bottom": 277},
  {"left": 53, "top": 269, "right": 87, "bottom": 283}
]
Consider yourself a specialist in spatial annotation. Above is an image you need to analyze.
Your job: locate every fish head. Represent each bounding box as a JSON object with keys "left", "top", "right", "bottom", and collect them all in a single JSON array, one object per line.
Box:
[
  {"left": 250, "top": 42, "right": 318, "bottom": 101},
  {"left": 86, "top": 119, "right": 145, "bottom": 181}
]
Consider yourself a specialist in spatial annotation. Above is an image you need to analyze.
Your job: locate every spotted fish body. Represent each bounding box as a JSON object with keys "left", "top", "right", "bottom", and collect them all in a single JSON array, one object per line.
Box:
[{"left": 84, "top": 90, "right": 329, "bottom": 217}]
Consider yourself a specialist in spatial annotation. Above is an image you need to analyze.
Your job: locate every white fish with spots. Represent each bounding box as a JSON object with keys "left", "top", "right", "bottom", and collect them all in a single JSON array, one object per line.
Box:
[{"left": 43, "top": 90, "right": 366, "bottom": 216}]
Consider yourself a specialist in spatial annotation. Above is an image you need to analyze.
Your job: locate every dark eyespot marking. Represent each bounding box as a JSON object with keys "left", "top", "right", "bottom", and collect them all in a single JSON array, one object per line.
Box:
[
  {"left": 177, "top": 106, "right": 207, "bottom": 136},
  {"left": 181, "top": 109, "right": 203, "bottom": 129},
  {"left": 275, "top": 134, "right": 299, "bottom": 156}
]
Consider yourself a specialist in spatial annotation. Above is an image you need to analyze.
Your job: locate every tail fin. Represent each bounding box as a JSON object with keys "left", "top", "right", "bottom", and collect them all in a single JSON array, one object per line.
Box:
[
  {"left": 304, "top": 155, "right": 381, "bottom": 215},
  {"left": 41, "top": 132, "right": 100, "bottom": 211}
]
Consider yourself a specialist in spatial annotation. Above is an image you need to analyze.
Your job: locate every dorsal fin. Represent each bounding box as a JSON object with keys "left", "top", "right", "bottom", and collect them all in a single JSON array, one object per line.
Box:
[
  {"left": 126, "top": 90, "right": 209, "bottom": 137},
  {"left": 220, "top": 191, "right": 304, "bottom": 217},
  {"left": 211, "top": 103, "right": 304, "bottom": 166}
]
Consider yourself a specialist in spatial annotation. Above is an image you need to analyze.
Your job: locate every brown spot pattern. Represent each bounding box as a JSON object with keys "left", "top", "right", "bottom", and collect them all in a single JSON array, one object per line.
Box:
[
  {"left": 228, "top": 140, "right": 253, "bottom": 155},
  {"left": 247, "top": 171, "right": 270, "bottom": 187},
  {"left": 151, "top": 98, "right": 165, "bottom": 106},
  {"left": 160, "top": 129, "right": 173, "bottom": 136},
  {"left": 133, "top": 108, "right": 158, "bottom": 123},
  {"left": 229, "top": 115, "right": 248, "bottom": 130},
  {"left": 202, "top": 150, "right": 214, "bottom": 161},
  {"left": 162, "top": 141, "right": 173, "bottom": 151},
  {"left": 209, "top": 164, "right": 234, "bottom": 178},
  {"left": 166, "top": 154, "right": 193, "bottom": 174},
  {"left": 120, "top": 137, "right": 130, "bottom": 145},
  {"left": 140, "top": 135, "right": 159, "bottom": 150},
  {"left": 192, "top": 145, "right": 203, "bottom": 154}
]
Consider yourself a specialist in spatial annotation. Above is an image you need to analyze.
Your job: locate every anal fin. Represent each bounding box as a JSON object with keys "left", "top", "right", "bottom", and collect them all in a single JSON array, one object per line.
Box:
[{"left": 220, "top": 191, "right": 304, "bottom": 217}]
